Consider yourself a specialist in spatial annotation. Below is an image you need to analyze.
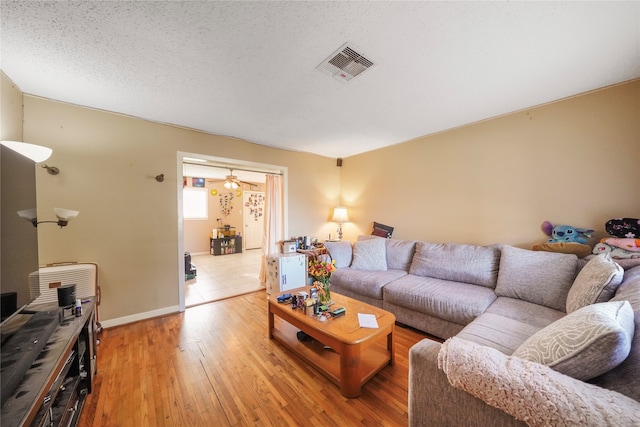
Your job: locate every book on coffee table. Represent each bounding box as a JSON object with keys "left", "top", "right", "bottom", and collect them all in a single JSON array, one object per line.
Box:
[{"left": 358, "top": 313, "right": 379, "bottom": 328}]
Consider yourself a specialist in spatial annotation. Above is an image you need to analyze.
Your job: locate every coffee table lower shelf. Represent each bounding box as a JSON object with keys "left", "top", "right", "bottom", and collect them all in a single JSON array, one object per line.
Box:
[{"left": 270, "top": 318, "right": 392, "bottom": 397}]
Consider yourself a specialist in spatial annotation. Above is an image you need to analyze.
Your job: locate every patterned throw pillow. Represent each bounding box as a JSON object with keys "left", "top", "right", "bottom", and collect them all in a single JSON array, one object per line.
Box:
[
  {"left": 371, "top": 221, "right": 394, "bottom": 238},
  {"left": 350, "top": 238, "right": 387, "bottom": 271},
  {"left": 513, "top": 301, "right": 635, "bottom": 380},
  {"left": 566, "top": 253, "right": 624, "bottom": 313}
]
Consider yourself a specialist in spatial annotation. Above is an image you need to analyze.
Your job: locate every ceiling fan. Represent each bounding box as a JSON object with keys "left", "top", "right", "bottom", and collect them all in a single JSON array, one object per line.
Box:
[{"left": 207, "top": 169, "right": 252, "bottom": 189}]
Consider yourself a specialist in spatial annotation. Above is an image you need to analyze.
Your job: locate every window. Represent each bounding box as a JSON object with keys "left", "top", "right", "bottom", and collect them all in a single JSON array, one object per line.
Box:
[{"left": 183, "top": 187, "right": 208, "bottom": 220}]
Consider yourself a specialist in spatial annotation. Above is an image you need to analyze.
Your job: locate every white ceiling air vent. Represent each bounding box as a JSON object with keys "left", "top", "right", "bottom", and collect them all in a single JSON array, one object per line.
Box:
[{"left": 316, "top": 43, "right": 374, "bottom": 82}]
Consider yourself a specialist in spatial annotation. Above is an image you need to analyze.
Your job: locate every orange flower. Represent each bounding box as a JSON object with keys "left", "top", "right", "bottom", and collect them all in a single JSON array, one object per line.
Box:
[{"left": 308, "top": 259, "right": 336, "bottom": 280}]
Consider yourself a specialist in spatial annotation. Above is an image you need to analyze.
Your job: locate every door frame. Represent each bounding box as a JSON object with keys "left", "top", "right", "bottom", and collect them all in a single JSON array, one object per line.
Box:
[{"left": 176, "top": 152, "right": 288, "bottom": 312}]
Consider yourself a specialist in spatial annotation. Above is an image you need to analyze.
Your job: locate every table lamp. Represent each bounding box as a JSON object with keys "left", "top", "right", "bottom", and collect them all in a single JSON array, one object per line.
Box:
[{"left": 331, "top": 207, "right": 349, "bottom": 240}]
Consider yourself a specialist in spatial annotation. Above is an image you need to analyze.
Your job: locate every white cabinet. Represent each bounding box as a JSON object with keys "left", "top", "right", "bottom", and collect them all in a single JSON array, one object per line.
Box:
[{"left": 266, "top": 254, "right": 307, "bottom": 294}]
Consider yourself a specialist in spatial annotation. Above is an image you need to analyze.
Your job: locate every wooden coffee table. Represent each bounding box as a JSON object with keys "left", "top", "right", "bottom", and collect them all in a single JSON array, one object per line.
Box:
[{"left": 268, "top": 288, "right": 395, "bottom": 398}]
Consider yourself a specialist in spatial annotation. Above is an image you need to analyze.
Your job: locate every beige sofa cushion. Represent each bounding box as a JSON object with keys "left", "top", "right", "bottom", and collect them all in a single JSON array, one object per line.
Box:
[
  {"left": 383, "top": 275, "right": 497, "bottom": 326},
  {"left": 495, "top": 245, "right": 578, "bottom": 311},
  {"left": 409, "top": 242, "right": 501, "bottom": 288},
  {"left": 566, "top": 253, "right": 624, "bottom": 313},
  {"left": 590, "top": 265, "right": 640, "bottom": 402},
  {"left": 513, "top": 301, "right": 635, "bottom": 380},
  {"left": 384, "top": 238, "right": 417, "bottom": 271},
  {"left": 324, "top": 240, "right": 352, "bottom": 268},
  {"left": 357, "top": 235, "right": 416, "bottom": 271}
]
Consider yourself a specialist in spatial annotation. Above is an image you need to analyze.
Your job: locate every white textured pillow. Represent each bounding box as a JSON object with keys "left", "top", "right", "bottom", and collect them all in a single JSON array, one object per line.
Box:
[
  {"left": 513, "top": 301, "right": 635, "bottom": 380},
  {"left": 566, "top": 253, "right": 624, "bottom": 313},
  {"left": 438, "top": 337, "right": 640, "bottom": 427},
  {"left": 350, "top": 238, "right": 387, "bottom": 271}
]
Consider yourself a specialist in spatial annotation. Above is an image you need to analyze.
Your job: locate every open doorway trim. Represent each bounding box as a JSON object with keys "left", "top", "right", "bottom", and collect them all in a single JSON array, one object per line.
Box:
[{"left": 176, "top": 151, "right": 289, "bottom": 312}]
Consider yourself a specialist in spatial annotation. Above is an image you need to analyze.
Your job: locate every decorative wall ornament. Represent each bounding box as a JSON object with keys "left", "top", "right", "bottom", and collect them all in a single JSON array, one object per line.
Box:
[
  {"left": 220, "top": 191, "right": 234, "bottom": 217},
  {"left": 245, "top": 192, "right": 265, "bottom": 222}
]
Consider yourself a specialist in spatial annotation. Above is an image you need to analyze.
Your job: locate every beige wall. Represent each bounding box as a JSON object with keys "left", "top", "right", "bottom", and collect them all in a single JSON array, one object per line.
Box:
[
  {"left": 19, "top": 92, "right": 341, "bottom": 324},
  {"left": 341, "top": 80, "right": 640, "bottom": 247},
  {"left": 1, "top": 71, "right": 23, "bottom": 141}
]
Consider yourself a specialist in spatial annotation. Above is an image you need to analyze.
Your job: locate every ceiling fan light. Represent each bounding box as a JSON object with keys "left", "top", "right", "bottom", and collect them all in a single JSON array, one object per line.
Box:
[{"left": 224, "top": 181, "right": 232, "bottom": 189}]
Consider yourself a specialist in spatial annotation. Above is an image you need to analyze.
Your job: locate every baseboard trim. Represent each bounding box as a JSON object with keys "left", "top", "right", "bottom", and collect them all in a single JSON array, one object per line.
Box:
[{"left": 100, "top": 305, "right": 181, "bottom": 329}]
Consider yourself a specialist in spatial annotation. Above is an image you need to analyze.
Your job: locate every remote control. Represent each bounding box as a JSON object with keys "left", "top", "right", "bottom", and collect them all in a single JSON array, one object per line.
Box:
[{"left": 331, "top": 307, "right": 346, "bottom": 317}]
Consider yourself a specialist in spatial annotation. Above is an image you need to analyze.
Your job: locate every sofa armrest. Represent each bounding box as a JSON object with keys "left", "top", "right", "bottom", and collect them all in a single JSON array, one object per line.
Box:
[{"left": 409, "top": 339, "right": 525, "bottom": 427}]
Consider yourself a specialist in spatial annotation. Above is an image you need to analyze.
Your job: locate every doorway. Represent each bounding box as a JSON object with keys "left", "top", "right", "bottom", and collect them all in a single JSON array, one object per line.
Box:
[{"left": 176, "top": 152, "right": 288, "bottom": 311}]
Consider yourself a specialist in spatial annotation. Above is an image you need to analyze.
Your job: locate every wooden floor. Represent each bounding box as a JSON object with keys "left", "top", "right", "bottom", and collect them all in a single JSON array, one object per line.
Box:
[{"left": 79, "top": 290, "right": 431, "bottom": 426}]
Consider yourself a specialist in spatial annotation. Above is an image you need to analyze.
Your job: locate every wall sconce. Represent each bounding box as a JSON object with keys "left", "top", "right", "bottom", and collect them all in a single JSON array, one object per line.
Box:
[
  {"left": 1, "top": 140, "right": 52, "bottom": 163},
  {"left": 331, "top": 206, "right": 350, "bottom": 240},
  {"left": 17, "top": 208, "right": 80, "bottom": 228}
]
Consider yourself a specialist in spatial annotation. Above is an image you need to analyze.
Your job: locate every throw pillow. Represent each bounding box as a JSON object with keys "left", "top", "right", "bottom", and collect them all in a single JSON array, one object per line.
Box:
[
  {"left": 513, "top": 300, "right": 635, "bottom": 380},
  {"left": 371, "top": 221, "right": 394, "bottom": 238},
  {"left": 566, "top": 253, "right": 624, "bottom": 313},
  {"left": 350, "top": 238, "right": 387, "bottom": 271},
  {"left": 495, "top": 245, "right": 578, "bottom": 311},
  {"left": 324, "top": 241, "right": 352, "bottom": 269}
]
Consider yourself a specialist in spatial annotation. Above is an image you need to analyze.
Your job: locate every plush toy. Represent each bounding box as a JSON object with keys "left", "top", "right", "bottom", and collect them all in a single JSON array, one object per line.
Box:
[{"left": 541, "top": 221, "right": 594, "bottom": 245}]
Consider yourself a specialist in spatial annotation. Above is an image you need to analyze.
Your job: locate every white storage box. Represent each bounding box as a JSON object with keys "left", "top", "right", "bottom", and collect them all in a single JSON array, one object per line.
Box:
[{"left": 266, "top": 254, "right": 307, "bottom": 294}]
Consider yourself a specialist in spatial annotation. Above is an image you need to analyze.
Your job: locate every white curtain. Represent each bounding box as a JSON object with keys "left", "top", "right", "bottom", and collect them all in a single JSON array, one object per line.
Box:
[{"left": 259, "top": 174, "right": 284, "bottom": 286}]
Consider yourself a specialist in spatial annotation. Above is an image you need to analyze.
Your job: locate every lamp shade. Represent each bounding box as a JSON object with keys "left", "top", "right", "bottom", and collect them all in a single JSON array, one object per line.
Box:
[
  {"left": 331, "top": 207, "right": 349, "bottom": 223},
  {"left": 54, "top": 208, "right": 80, "bottom": 222},
  {"left": 17, "top": 208, "right": 38, "bottom": 222},
  {"left": 1, "top": 140, "right": 52, "bottom": 163}
]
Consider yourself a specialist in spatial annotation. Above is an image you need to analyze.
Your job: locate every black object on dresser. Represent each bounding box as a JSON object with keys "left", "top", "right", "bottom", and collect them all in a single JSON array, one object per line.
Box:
[{"left": 1, "top": 298, "right": 98, "bottom": 427}]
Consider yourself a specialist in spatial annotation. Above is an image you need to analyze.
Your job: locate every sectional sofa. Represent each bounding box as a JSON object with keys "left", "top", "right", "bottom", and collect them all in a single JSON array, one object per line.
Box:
[{"left": 324, "top": 236, "right": 640, "bottom": 426}]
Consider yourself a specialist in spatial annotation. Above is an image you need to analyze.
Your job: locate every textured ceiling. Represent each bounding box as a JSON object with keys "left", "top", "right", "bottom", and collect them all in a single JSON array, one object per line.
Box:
[{"left": 1, "top": 1, "right": 639, "bottom": 159}]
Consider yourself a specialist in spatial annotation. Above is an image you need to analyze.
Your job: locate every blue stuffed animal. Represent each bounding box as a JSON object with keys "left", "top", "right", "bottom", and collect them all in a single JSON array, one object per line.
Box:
[{"left": 541, "top": 221, "right": 594, "bottom": 245}]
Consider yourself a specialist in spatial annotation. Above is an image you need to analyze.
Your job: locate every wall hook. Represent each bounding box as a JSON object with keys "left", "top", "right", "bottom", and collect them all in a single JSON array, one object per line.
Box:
[
  {"left": 41, "top": 164, "right": 60, "bottom": 175},
  {"left": 155, "top": 174, "right": 165, "bottom": 182}
]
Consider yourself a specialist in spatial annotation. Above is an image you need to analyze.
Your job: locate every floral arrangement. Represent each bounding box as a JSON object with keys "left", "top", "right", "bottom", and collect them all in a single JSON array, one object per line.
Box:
[
  {"left": 309, "top": 259, "right": 336, "bottom": 305},
  {"left": 308, "top": 259, "right": 336, "bottom": 284}
]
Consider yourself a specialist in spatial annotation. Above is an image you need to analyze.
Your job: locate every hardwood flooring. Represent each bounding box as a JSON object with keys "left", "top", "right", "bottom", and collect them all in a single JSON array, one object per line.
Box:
[{"left": 79, "top": 290, "right": 431, "bottom": 426}]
